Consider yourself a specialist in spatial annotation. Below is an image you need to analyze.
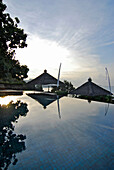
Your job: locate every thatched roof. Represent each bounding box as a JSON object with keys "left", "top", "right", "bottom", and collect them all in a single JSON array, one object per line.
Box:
[
  {"left": 70, "top": 78, "right": 113, "bottom": 96},
  {"left": 27, "top": 70, "right": 64, "bottom": 87}
]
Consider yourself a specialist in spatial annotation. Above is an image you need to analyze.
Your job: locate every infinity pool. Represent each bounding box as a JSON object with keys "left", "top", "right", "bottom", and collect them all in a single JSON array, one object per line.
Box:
[{"left": 0, "top": 92, "right": 113, "bottom": 169}]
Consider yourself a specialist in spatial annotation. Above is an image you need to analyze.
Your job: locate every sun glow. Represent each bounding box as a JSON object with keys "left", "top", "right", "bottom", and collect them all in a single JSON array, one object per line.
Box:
[
  {"left": 16, "top": 35, "right": 79, "bottom": 78},
  {"left": 15, "top": 34, "right": 108, "bottom": 86},
  {"left": 0, "top": 96, "right": 18, "bottom": 106}
]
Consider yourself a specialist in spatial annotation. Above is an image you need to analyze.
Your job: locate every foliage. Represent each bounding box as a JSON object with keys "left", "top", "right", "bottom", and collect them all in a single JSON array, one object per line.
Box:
[
  {"left": 0, "top": 0, "right": 29, "bottom": 82},
  {"left": 51, "top": 80, "right": 75, "bottom": 93},
  {"left": 63, "top": 80, "right": 75, "bottom": 92}
]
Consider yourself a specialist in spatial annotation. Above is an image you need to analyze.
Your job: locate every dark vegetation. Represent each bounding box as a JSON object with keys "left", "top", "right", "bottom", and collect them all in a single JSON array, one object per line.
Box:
[
  {"left": 0, "top": 0, "right": 29, "bottom": 84},
  {"left": 63, "top": 80, "right": 75, "bottom": 92},
  {"left": 74, "top": 95, "right": 114, "bottom": 104},
  {"left": 51, "top": 80, "right": 75, "bottom": 95},
  {"left": 0, "top": 100, "right": 28, "bottom": 169}
]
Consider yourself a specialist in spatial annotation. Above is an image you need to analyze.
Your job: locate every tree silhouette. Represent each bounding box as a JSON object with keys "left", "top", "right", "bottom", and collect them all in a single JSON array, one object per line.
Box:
[
  {"left": 0, "top": 100, "right": 28, "bottom": 169},
  {"left": 0, "top": 0, "right": 29, "bottom": 82}
]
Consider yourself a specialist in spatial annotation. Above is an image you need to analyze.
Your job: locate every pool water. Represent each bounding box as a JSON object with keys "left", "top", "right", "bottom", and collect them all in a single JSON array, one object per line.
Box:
[{"left": 0, "top": 92, "right": 114, "bottom": 169}]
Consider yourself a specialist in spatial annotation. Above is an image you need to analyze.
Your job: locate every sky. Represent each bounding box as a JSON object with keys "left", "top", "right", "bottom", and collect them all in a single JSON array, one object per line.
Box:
[{"left": 4, "top": 0, "right": 114, "bottom": 87}]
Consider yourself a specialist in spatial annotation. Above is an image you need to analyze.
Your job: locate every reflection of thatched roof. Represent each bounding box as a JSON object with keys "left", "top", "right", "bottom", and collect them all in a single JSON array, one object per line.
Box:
[
  {"left": 27, "top": 93, "right": 61, "bottom": 109},
  {"left": 70, "top": 78, "right": 113, "bottom": 96},
  {"left": 27, "top": 70, "right": 64, "bottom": 86}
]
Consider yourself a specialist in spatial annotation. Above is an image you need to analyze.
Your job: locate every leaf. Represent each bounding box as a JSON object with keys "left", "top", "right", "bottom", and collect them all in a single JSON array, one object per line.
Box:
[{"left": 15, "top": 17, "right": 20, "bottom": 24}]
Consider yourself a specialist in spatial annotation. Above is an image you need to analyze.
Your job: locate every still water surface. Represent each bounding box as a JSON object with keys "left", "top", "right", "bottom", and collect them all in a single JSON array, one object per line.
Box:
[{"left": 0, "top": 92, "right": 113, "bottom": 169}]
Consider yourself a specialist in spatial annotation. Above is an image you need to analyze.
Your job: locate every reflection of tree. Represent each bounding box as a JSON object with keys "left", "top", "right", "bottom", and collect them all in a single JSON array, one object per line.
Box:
[{"left": 0, "top": 100, "right": 28, "bottom": 169}]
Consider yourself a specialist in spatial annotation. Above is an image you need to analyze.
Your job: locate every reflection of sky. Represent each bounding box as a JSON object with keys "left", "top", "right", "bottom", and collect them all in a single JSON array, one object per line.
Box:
[
  {"left": 8, "top": 94, "right": 114, "bottom": 169},
  {"left": 0, "top": 96, "right": 18, "bottom": 105},
  {"left": 4, "top": 0, "right": 114, "bottom": 86}
]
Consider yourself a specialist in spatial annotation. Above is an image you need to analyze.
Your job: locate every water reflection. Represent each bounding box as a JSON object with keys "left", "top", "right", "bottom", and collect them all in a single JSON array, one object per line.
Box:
[
  {"left": 1, "top": 94, "right": 113, "bottom": 169},
  {"left": 0, "top": 90, "right": 23, "bottom": 97},
  {"left": 27, "top": 93, "right": 62, "bottom": 118},
  {"left": 0, "top": 90, "right": 23, "bottom": 105},
  {"left": 57, "top": 96, "right": 61, "bottom": 119},
  {"left": 0, "top": 96, "right": 18, "bottom": 106},
  {"left": 0, "top": 100, "right": 28, "bottom": 169},
  {"left": 105, "top": 103, "right": 110, "bottom": 116},
  {"left": 69, "top": 94, "right": 114, "bottom": 116},
  {"left": 87, "top": 99, "right": 110, "bottom": 115}
]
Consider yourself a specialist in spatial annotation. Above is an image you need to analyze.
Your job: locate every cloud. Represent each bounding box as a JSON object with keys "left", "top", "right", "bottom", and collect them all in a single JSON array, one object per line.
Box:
[
  {"left": 16, "top": 35, "right": 72, "bottom": 78},
  {"left": 5, "top": 0, "right": 113, "bottom": 52},
  {"left": 100, "top": 41, "right": 114, "bottom": 47},
  {"left": 4, "top": 0, "right": 114, "bottom": 85},
  {"left": 15, "top": 34, "right": 107, "bottom": 87}
]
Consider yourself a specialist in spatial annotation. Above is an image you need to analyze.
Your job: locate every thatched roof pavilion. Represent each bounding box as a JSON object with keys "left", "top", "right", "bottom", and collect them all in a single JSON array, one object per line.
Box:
[
  {"left": 70, "top": 78, "right": 113, "bottom": 96},
  {"left": 26, "top": 70, "right": 64, "bottom": 90}
]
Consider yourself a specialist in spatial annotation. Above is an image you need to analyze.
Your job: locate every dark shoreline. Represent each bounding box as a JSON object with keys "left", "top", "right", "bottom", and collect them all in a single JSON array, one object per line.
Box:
[
  {"left": 0, "top": 90, "right": 23, "bottom": 97},
  {"left": 74, "top": 95, "right": 114, "bottom": 104}
]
